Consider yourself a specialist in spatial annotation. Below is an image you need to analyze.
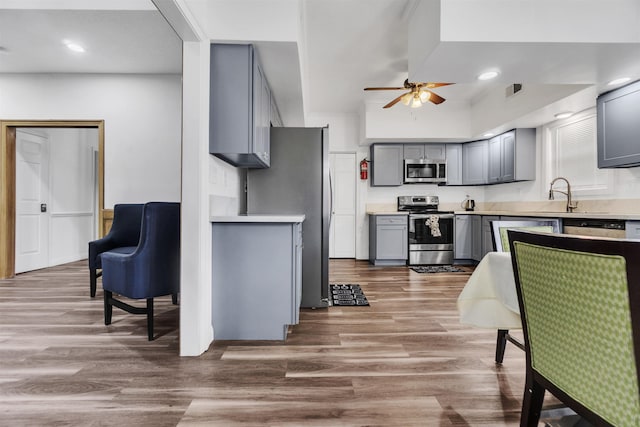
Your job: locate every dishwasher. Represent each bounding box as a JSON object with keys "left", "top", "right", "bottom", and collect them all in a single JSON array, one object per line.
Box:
[{"left": 562, "top": 218, "right": 626, "bottom": 238}]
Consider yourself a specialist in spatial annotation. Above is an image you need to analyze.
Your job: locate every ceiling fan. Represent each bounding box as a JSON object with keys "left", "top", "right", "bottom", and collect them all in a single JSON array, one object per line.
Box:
[{"left": 364, "top": 79, "right": 454, "bottom": 109}]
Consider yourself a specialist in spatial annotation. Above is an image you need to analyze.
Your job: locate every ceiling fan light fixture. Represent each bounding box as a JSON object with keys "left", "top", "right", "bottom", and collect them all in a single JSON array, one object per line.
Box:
[
  {"left": 364, "top": 79, "right": 453, "bottom": 109},
  {"left": 401, "top": 92, "right": 413, "bottom": 106}
]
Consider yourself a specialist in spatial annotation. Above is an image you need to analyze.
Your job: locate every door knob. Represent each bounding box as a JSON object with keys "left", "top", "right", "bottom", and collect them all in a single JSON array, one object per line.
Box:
[{"left": 40, "top": 203, "right": 47, "bottom": 213}]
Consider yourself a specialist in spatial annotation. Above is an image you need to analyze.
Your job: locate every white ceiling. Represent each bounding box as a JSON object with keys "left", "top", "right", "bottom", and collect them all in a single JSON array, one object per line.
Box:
[
  {"left": 0, "top": 9, "right": 182, "bottom": 74},
  {"left": 2, "top": 0, "right": 640, "bottom": 131}
]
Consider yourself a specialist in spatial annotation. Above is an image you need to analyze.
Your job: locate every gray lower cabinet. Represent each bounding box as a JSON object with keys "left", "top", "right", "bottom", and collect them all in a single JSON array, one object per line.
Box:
[
  {"left": 209, "top": 43, "right": 271, "bottom": 168},
  {"left": 454, "top": 215, "right": 472, "bottom": 259},
  {"left": 454, "top": 215, "right": 482, "bottom": 261},
  {"left": 211, "top": 221, "right": 302, "bottom": 340},
  {"left": 371, "top": 144, "right": 403, "bottom": 186},
  {"left": 481, "top": 215, "right": 499, "bottom": 257},
  {"left": 627, "top": 221, "right": 640, "bottom": 239},
  {"left": 369, "top": 214, "right": 408, "bottom": 265}
]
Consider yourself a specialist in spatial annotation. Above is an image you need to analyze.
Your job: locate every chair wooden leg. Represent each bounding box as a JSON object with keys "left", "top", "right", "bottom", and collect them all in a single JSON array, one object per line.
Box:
[
  {"left": 172, "top": 293, "right": 178, "bottom": 305},
  {"left": 520, "top": 376, "right": 545, "bottom": 427},
  {"left": 90, "top": 269, "right": 97, "bottom": 298},
  {"left": 496, "top": 329, "right": 509, "bottom": 363},
  {"left": 104, "top": 290, "right": 113, "bottom": 325},
  {"left": 146, "top": 298, "right": 154, "bottom": 341}
]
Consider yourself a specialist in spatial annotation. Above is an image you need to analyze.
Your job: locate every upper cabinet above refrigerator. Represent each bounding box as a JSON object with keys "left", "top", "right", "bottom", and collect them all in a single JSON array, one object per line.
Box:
[{"left": 209, "top": 43, "right": 272, "bottom": 168}]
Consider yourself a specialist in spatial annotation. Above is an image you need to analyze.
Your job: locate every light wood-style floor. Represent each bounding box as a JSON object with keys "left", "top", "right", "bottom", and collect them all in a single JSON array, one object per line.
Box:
[{"left": 1, "top": 259, "right": 540, "bottom": 426}]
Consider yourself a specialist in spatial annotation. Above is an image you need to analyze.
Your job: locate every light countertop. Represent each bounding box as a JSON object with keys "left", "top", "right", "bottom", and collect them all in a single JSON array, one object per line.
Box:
[
  {"left": 210, "top": 214, "right": 305, "bottom": 223},
  {"left": 452, "top": 210, "right": 640, "bottom": 220},
  {"left": 365, "top": 209, "right": 640, "bottom": 220}
]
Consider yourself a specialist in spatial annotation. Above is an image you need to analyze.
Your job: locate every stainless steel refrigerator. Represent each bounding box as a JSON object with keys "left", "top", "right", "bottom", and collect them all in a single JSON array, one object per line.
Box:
[{"left": 247, "top": 127, "right": 330, "bottom": 308}]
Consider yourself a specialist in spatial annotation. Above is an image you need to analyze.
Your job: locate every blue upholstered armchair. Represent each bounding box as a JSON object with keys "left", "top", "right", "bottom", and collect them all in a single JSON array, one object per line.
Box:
[
  {"left": 101, "top": 202, "right": 180, "bottom": 340},
  {"left": 88, "top": 204, "right": 144, "bottom": 297}
]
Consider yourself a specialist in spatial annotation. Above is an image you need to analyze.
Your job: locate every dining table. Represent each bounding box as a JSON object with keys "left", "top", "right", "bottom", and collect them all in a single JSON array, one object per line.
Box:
[{"left": 457, "top": 252, "right": 522, "bottom": 330}]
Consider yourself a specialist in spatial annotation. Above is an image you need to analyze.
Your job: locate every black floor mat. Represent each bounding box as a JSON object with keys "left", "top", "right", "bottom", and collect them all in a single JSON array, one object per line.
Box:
[
  {"left": 329, "top": 284, "right": 369, "bottom": 306},
  {"left": 410, "top": 265, "right": 465, "bottom": 273}
]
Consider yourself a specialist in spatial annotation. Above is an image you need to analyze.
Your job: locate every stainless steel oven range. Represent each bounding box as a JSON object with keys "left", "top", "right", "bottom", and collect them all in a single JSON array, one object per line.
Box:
[{"left": 397, "top": 195, "right": 454, "bottom": 265}]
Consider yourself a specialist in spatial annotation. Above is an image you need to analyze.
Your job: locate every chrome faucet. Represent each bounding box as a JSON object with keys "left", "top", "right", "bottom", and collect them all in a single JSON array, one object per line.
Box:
[{"left": 548, "top": 177, "right": 578, "bottom": 213}]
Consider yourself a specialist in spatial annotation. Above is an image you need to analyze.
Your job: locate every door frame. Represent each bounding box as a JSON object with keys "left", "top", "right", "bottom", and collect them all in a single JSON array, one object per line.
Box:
[{"left": 0, "top": 120, "right": 104, "bottom": 279}]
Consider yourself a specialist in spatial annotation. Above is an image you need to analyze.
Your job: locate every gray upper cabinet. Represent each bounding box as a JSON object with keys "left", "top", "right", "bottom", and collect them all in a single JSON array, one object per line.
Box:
[
  {"left": 371, "top": 144, "right": 403, "bottom": 186},
  {"left": 487, "top": 136, "right": 502, "bottom": 183},
  {"left": 487, "top": 129, "right": 535, "bottom": 184},
  {"left": 597, "top": 79, "right": 640, "bottom": 168},
  {"left": 424, "top": 144, "right": 446, "bottom": 159},
  {"left": 403, "top": 144, "right": 425, "bottom": 159},
  {"left": 404, "top": 143, "right": 446, "bottom": 159},
  {"left": 462, "top": 140, "right": 488, "bottom": 185},
  {"left": 209, "top": 43, "right": 271, "bottom": 168},
  {"left": 445, "top": 143, "right": 463, "bottom": 185}
]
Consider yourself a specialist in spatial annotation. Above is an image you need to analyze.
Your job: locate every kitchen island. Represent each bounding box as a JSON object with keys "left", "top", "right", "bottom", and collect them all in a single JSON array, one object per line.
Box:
[{"left": 210, "top": 215, "right": 304, "bottom": 340}]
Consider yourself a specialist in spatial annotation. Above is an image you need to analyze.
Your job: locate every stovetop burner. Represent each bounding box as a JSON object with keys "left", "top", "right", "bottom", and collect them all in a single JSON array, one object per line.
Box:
[{"left": 397, "top": 195, "right": 452, "bottom": 214}]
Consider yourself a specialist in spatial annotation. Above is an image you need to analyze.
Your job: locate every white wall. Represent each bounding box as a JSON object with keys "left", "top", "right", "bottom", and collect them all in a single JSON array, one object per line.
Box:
[
  {"left": 0, "top": 73, "right": 182, "bottom": 206},
  {"left": 179, "top": 39, "right": 215, "bottom": 356}
]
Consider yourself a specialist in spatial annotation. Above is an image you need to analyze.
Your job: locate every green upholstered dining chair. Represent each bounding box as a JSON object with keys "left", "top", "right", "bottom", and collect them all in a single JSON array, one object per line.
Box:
[
  {"left": 508, "top": 230, "right": 640, "bottom": 427},
  {"left": 490, "top": 219, "right": 561, "bottom": 363}
]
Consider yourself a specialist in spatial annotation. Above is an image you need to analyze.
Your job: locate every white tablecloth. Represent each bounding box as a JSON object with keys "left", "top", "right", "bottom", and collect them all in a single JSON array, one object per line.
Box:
[{"left": 457, "top": 252, "right": 522, "bottom": 329}]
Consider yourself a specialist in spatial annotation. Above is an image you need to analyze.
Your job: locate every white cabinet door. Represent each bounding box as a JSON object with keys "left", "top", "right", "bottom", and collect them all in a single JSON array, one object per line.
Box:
[{"left": 329, "top": 153, "right": 356, "bottom": 258}]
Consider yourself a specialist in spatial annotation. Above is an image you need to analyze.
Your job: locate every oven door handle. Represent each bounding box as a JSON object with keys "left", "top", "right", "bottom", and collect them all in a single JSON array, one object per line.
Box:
[{"left": 410, "top": 214, "right": 454, "bottom": 219}]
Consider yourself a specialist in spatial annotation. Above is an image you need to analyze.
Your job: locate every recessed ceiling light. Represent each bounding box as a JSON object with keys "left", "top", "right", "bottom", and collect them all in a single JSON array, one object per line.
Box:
[
  {"left": 608, "top": 77, "right": 631, "bottom": 86},
  {"left": 483, "top": 133, "right": 494, "bottom": 138},
  {"left": 554, "top": 111, "right": 574, "bottom": 119},
  {"left": 64, "top": 41, "right": 85, "bottom": 53},
  {"left": 477, "top": 71, "right": 500, "bottom": 81}
]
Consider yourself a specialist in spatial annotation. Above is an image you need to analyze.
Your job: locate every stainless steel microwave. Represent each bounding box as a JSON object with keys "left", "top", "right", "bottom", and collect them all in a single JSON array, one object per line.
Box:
[{"left": 404, "top": 159, "right": 447, "bottom": 183}]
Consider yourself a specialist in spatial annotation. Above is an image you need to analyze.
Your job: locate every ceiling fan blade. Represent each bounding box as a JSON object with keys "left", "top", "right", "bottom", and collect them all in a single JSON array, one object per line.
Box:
[
  {"left": 383, "top": 92, "right": 408, "bottom": 108},
  {"left": 364, "top": 87, "right": 405, "bottom": 91},
  {"left": 426, "top": 90, "right": 446, "bottom": 105},
  {"left": 424, "top": 82, "right": 454, "bottom": 89}
]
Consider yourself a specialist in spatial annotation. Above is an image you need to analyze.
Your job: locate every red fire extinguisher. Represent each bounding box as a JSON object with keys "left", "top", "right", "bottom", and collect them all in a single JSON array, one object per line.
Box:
[{"left": 360, "top": 158, "right": 368, "bottom": 180}]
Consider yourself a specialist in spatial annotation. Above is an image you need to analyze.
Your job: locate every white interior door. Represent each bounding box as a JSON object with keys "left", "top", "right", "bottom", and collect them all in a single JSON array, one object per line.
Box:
[
  {"left": 329, "top": 152, "right": 356, "bottom": 258},
  {"left": 15, "top": 130, "right": 50, "bottom": 274}
]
